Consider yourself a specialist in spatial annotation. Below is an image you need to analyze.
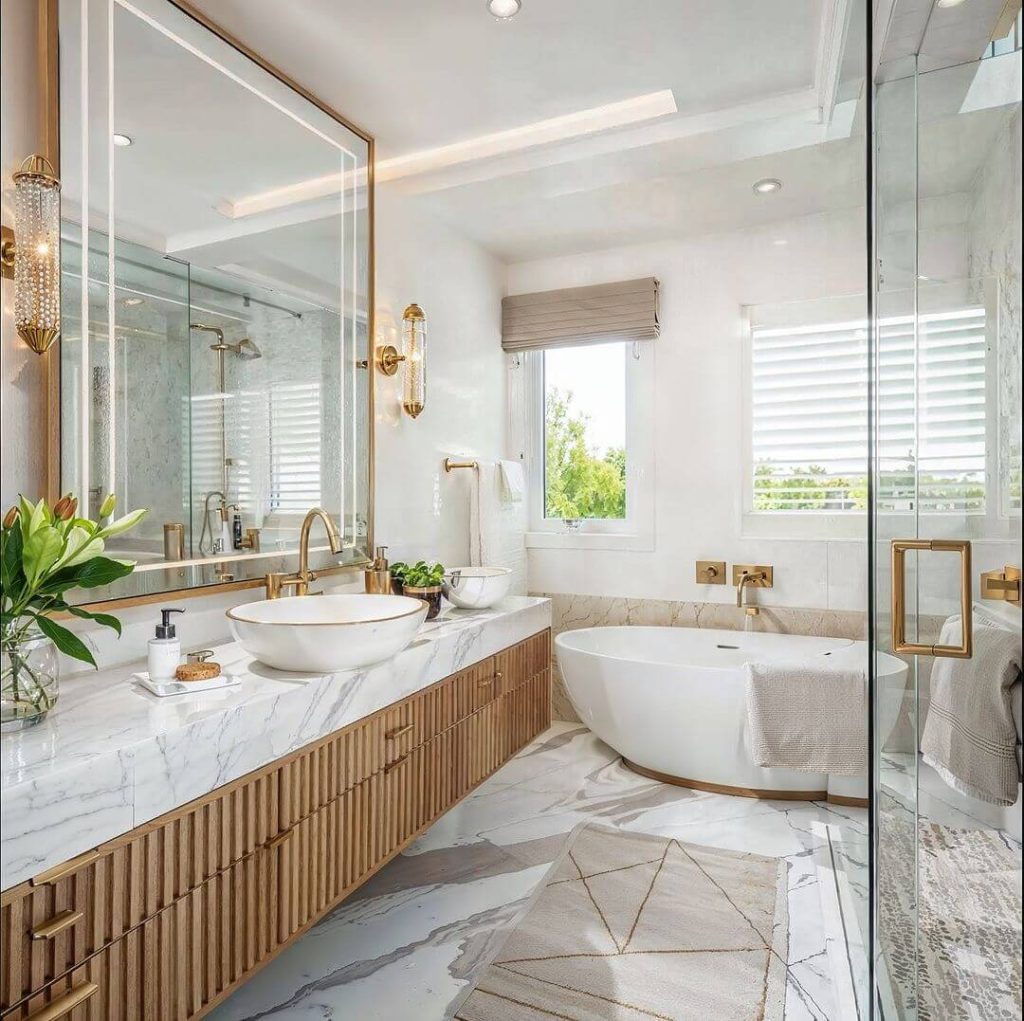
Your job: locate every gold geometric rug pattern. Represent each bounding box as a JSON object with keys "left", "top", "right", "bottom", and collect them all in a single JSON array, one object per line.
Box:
[{"left": 452, "top": 823, "right": 789, "bottom": 1020}]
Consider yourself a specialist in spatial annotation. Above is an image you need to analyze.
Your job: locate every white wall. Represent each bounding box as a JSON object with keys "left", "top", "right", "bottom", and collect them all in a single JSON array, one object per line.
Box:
[
  {"left": 1, "top": 0, "right": 49, "bottom": 510},
  {"left": 373, "top": 187, "right": 507, "bottom": 569},
  {"left": 509, "top": 208, "right": 874, "bottom": 612}
]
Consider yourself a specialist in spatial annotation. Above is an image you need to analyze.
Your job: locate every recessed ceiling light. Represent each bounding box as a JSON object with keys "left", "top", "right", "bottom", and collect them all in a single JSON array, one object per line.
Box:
[
  {"left": 753, "top": 178, "right": 782, "bottom": 194},
  {"left": 936, "top": 0, "right": 967, "bottom": 8},
  {"left": 112, "top": 133, "right": 133, "bottom": 147},
  {"left": 486, "top": 0, "right": 521, "bottom": 19},
  {"left": 122, "top": 297, "right": 144, "bottom": 306},
  {"left": 772, "top": 238, "right": 788, "bottom": 247}
]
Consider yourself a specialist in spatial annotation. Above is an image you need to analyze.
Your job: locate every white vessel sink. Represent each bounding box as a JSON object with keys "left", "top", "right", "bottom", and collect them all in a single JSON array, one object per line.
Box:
[
  {"left": 227, "top": 594, "right": 428, "bottom": 673},
  {"left": 442, "top": 567, "right": 512, "bottom": 609}
]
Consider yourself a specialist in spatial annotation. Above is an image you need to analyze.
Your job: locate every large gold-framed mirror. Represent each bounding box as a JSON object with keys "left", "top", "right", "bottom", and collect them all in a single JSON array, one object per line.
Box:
[{"left": 52, "top": 0, "right": 374, "bottom": 604}]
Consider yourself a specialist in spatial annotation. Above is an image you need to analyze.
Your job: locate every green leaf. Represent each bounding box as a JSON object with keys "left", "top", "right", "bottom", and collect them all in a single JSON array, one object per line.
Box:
[
  {"left": 95, "top": 508, "right": 146, "bottom": 540},
  {"left": 1, "top": 526, "right": 23, "bottom": 593},
  {"left": 33, "top": 615, "right": 97, "bottom": 668},
  {"left": 72, "top": 556, "right": 135, "bottom": 589},
  {"left": 22, "top": 525, "right": 63, "bottom": 588},
  {"left": 66, "top": 605, "right": 122, "bottom": 636}
]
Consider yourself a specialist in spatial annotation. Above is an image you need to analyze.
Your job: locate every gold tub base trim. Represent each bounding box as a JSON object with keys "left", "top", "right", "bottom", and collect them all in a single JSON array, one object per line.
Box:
[{"left": 621, "top": 758, "right": 867, "bottom": 805}]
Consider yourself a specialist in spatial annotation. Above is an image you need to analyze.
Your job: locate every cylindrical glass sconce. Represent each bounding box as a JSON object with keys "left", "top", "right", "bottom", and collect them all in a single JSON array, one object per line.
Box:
[
  {"left": 5, "top": 156, "right": 61, "bottom": 355},
  {"left": 401, "top": 303, "right": 426, "bottom": 418}
]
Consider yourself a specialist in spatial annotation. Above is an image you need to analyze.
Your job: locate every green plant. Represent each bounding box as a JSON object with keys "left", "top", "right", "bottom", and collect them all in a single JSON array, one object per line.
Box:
[
  {"left": 391, "top": 560, "right": 445, "bottom": 589},
  {"left": 1, "top": 493, "right": 146, "bottom": 669},
  {"left": 545, "top": 388, "right": 625, "bottom": 520}
]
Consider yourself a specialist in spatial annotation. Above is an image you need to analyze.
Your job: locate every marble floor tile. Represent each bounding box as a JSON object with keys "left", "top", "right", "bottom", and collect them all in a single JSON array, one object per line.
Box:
[{"left": 210, "top": 723, "right": 866, "bottom": 1020}]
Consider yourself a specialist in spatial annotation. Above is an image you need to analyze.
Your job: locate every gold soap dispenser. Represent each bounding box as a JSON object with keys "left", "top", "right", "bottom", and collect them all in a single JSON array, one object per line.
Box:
[{"left": 364, "top": 546, "right": 392, "bottom": 594}]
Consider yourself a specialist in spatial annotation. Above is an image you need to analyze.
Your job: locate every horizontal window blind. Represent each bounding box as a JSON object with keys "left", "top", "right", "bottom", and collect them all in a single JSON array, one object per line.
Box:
[
  {"left": 269, "top": 381, "right": 322, "bottom": 513},
  {"left": 751, "top": 306, "right": 987, "bottom": 513},
  {"left": 502, "top": 277, "right": 659, "bottom": 352}
]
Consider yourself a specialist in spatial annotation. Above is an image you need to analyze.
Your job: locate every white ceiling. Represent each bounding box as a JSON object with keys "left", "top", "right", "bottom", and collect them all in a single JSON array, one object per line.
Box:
[
  {"left": 189, "top": 0, "right": 825, "bottom": 158},
  {"left": 62, "top": 0, "right": 1020, "bottom": 281}
]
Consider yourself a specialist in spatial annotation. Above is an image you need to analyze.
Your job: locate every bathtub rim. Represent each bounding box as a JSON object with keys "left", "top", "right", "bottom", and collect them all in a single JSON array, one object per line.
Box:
[{"left": 554, "top": 624, "right": 858, "bottom": 674}]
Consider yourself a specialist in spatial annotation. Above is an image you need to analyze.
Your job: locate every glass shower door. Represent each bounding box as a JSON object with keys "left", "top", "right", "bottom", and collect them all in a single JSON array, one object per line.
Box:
[{"left": 872, "top": 37, "right": 1022, "bottom": 1021}]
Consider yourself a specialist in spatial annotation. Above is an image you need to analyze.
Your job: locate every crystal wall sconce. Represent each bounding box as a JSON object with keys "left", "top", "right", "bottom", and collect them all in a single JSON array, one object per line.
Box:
[
  {"left": 375, "top": 303, "right": 426, "bottom": 418},
  {"left": 0, "top": 155, "right": 62, "bottom": 355}
]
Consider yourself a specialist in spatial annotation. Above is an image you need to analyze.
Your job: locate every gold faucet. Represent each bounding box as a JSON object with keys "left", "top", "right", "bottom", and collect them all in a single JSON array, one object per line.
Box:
[
  {"left": 264, "top": 508, "right": 344, "bottom": 599},
  {"left": 736, "top": 570, "right": 766, "bottom": 616}
]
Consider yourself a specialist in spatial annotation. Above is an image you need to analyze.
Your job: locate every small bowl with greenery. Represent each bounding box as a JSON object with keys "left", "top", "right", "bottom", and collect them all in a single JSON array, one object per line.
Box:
[{"left": 390, "top": 561, "right": 445, "bottom": 619}]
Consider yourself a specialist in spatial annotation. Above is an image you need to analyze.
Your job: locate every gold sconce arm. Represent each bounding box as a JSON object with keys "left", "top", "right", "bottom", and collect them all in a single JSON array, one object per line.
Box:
[
  {"left": 891, "top": 539, "right": 973, "bottom": 659},
  {"left": 375, "top": 344, "right": 406, "bottom": 375}
]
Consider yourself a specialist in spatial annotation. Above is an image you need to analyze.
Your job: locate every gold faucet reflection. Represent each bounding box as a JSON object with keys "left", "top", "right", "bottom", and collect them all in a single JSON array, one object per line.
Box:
[
  {"left": 736, "top": 570, "right": 766, "bottom": 617},
  {"left": 265, "top": 508, "right": 343, "bottom": 599}
]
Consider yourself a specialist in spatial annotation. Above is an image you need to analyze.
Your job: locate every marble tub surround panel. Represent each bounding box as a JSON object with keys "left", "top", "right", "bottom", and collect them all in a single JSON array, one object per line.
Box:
[
  {"left": 536, "top": 592, "right": 867, "bottom": 722},
  {"left": 0, "top": 597, "right": 551, "bottom": 891},
  {"left": 208, "top": 723, "right": 868, "bottom": 1021}
]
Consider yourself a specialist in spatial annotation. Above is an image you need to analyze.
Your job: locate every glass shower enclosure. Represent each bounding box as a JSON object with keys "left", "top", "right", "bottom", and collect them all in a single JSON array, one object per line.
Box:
[{"left": 871, "top": 10, "right": 1022, "bottom": 1018}]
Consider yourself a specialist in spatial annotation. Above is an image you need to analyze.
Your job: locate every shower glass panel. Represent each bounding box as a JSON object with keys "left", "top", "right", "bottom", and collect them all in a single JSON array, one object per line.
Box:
[
  {"left": 872, "top": 32, "right": 1022, "bottom": 1021},
  {"left": 60, "top": 232, "right": 192, "bottom": 559}
]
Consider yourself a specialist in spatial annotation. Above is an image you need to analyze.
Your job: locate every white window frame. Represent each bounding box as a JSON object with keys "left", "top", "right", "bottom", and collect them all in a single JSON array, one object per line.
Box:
[
  {"left": 740, "top": 280, "right": 1007, "bottom": 542},
  {"left": 517, "top": 342, "right": 655, "bottom": 551}
]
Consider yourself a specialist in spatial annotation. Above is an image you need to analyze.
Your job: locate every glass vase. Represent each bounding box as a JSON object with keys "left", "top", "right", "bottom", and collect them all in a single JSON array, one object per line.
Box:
[{"left": 1, "top": 626, "right": 60, "bottom": 731}]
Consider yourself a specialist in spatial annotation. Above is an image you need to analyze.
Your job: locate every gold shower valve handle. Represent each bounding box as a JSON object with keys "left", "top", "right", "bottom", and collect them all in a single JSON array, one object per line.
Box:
[{"left": 890, "top": 538, "right": 973, "bottom": 659}]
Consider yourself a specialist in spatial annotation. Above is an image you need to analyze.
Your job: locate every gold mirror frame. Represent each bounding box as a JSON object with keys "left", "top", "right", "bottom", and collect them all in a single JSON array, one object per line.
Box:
[{"left": 38, "top": 0, "right": 376, "bottom": 610}]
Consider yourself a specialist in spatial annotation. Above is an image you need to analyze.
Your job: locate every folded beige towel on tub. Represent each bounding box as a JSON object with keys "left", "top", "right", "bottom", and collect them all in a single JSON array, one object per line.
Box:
[
  {"left": 921, "top": 615, "right": 1021, "bottom": 806},
  {"left": 745, "top": 660, "right": 867, "bottom": 776}
]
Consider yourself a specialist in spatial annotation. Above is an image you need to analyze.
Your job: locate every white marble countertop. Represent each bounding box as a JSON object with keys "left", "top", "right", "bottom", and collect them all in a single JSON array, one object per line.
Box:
[{"left": 1, "top": 596, "right": 551, "bottom": 891}]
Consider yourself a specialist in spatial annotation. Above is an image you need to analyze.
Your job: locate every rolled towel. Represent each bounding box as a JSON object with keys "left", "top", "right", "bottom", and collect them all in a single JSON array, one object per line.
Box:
[
  {"left": 745, "top": 659, "right": 867, "bottom": 776},
  {"left": 921, "top": 614, "right": 1021, "bottom": 806}
]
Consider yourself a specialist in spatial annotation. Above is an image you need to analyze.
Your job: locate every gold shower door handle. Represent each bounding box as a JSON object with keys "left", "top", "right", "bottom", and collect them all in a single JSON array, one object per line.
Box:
[{"left": 891, "top": 539, "right": 972, "bottom": 659}]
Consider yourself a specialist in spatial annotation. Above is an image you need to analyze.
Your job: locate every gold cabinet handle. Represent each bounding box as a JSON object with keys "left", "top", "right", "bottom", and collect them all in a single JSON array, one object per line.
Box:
[
  {"left": 385, "top": 722, "right": 414, "bottom": 740},
  {"left": 31, "top": 850, "right": 100, "bottom": 887},
  {"left": 31, "top": 909, "right": 84, "bottom": 941},
  {"left": 264, "top": 828, "right": 295, "bottom": 852},
  {"left": 384, "top": 753, "right": 410, "bottom": 773},
  {"left": 25, "top": 982, "right": 98, "bottom": 1021},
  {"left": 891, "top": 539, "right": 973, "bottom": 658}
]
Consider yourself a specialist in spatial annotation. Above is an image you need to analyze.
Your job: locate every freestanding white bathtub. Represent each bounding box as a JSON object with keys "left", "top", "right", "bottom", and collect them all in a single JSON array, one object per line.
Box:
[{"left": 556, "top": 626, "right": 908, "bottom": 803}]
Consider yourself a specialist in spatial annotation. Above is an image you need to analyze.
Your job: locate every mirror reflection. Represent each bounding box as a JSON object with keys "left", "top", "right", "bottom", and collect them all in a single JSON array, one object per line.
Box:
[{"left": 57, "top": 0, "right": 371, "bottom": 601}]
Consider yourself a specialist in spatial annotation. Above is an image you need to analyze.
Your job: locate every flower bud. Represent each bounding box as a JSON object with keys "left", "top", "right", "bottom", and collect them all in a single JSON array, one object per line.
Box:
[
  {"left": 52, "top": 496, "right": 72, "bottom": 520},
  {"left": 62, "top": 497, "right": 78, "bottom": 520},
  {"left": 2, "top": 506, "right": 19, "bottom": 529},
  {"left": 99, "top": 493, "right": 117, "bottom": 519}
]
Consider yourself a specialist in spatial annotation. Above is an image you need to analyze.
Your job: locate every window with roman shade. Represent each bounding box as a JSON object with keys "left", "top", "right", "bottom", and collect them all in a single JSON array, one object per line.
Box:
[{"left": 502, "top": 277, "right": 659, "bottom": 352}]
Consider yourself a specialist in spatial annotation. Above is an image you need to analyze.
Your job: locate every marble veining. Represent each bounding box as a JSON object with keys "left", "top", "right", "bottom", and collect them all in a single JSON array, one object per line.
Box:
[
  {"left": 0, "top": 597, "right": 551, "bottom": 891},
  {"left": 209, "top": 723, "right": 867, "bottom": 1021}
]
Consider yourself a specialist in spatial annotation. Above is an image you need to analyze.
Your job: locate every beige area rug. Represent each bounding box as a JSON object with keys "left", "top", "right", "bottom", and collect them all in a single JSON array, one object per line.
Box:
[
  {"left": 451, "top": 824, "right": 789, "bottom": 1021},
  {"left": 878, "top": 791, "right": 1023, "bottom": 1020}
]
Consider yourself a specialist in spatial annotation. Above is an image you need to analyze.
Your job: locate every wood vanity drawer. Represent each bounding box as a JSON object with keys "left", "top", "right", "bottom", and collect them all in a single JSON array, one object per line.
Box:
[
  {"left": 2, "top": 842, "right": 281, "bottom": 1021},
  {"left": 0, "top": 768, "right": 286, "bottom": 1012}
]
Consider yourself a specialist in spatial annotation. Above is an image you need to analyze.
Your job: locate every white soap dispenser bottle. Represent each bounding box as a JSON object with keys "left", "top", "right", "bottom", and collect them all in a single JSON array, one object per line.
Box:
[{"left": 148, "top": 607, "right": 185, "bottom": 680}]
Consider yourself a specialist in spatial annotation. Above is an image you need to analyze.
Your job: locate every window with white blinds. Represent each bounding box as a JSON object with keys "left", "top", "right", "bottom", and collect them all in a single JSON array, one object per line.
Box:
[
  {"left": 187, "top": 382, "right": 322, "bottom": 519},
  {"left": 750, "top": 304, "right": 987, "bottom": 514},
  {"left": 268, "top": 381, "right": 322, "bottom": 513}
]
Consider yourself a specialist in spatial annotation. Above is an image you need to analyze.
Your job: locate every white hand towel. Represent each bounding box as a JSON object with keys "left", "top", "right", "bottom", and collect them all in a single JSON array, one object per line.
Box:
[
  {"left": 745, "top": 659, "right": 867, "bottom": 776},
  {"left": 470, "top": 462, "right": 526, "bottom": 594},
  {"left": 921, "top": 614, "right": 1022, "bottom": 806},
  {"left": 498, "top": 459, "right": 525, "bottom": 503}
]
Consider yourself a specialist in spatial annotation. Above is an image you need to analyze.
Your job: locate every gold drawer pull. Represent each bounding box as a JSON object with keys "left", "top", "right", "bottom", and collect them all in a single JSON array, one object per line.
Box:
[
  {"left": 25, "top": 982, "right": 98, "bottom": 1021},
  {"left": 31, "top": 850, "right": 100, "bottom": 887},
  {"left": 478, "top": 671, "right": 502, "bottom": 689},
  {"left": 384, "top": 754, "right": 410, "bottom": 773},
  {"left": 264, "top": 828, "right": 295, "bottom": 851},
  {"left": 891, "top": 539, "right": 973, "bottom": 659},
  {"left": 31, "top": 909, "right": 84, "bottom": 941},
  {"left": 385, "top": 722, "right": 414, "bottom": 740}
]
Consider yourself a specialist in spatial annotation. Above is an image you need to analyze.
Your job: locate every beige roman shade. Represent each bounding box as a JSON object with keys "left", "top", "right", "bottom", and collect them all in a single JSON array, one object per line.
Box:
[{"left": 501, "top": 277, "right": 660, "bottom": 352}]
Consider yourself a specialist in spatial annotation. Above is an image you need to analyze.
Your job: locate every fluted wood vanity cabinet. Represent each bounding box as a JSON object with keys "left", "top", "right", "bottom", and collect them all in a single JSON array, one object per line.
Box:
[{"left": 0, "top": 631, "right": 551, "bottom": 1020}]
